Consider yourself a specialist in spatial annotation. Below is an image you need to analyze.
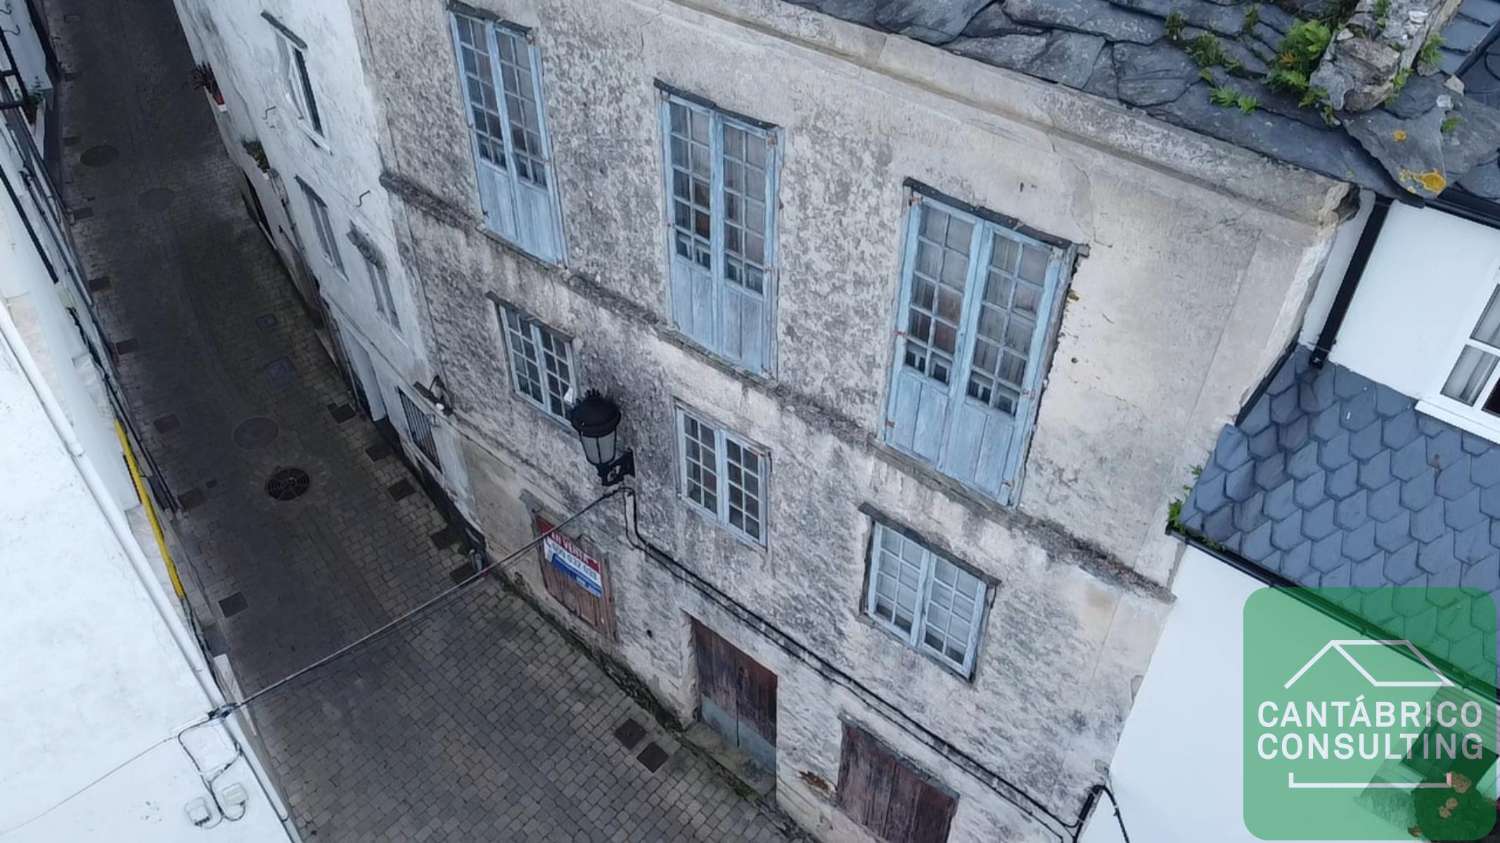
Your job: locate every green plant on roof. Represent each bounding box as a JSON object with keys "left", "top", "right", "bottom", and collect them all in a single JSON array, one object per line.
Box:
[
  {"left": 1188, "top": 33, "right": 1227, "bottom": 67},
  {"left": 1385, "top": 66, "right": 1410, "bottom": 104},
  {"left": 1418, "top": 34, "right": 1443, "bottom": 72},
  {"left": 1243, "top": 4, "right": 1261, "bottom": 33},
  {"left": 1442, "top": 115, "right": 1462, "bottom": 135},
  {"left": 1237, "top": 93, "right": 1260, "bottom": 113},
  {"left": 1373, "top": 0, "right": 1390, "bottom": 28},
  {"left": 1266, "top": 18, "right": 1331, "bottom": 98},
  {"left": 1165, "top": 11, "right": 1186, "bottom": 41},
  {"left": 1210, "top": 85, "right": 1239, "bottom": 106}
]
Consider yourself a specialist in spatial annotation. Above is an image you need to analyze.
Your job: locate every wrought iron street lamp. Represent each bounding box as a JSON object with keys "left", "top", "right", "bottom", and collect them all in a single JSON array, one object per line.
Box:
[{"left": 568, "top": 389, "right": 635, "bottom": 486}]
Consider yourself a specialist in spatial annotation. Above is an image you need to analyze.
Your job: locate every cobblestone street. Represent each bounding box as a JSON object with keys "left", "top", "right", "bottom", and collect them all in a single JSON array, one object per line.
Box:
[{"left": 45, "top": 1, "right": 794, "bottom": 840}]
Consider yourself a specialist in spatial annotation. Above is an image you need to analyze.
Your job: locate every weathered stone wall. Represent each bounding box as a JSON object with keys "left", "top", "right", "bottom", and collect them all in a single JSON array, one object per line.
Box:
[{"left": 348, "top": 0, "right": 1349, "bottom": 839}]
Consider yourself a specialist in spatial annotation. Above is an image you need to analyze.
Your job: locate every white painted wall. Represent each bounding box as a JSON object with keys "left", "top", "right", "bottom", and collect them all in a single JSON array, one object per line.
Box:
[
  {"left": 1078, "top": 548, "right": 1386, "bottom": 843},
  {"left": 169, "top": 0, "right": 473, "bottom": 517},
  {"left": 1330, "top": 204, "right": 1500, "bottom": 401},
  {"left": 0, "top": 296, "right": 291, "bottom": 842},
  {"left": 0, "top": 1, "right": 53, "bottom": 94}
]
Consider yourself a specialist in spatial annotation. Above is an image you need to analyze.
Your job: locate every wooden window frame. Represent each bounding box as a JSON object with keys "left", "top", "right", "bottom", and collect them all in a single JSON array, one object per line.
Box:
[
  {"left": 447, "top": 12, "right": 565, "bottom": 263},
  {"left": 883, "top": 191, "right": 1070, "bottom": 506},
  {"left": 674, "top": 405, "right": 769, "bottom": 546},
  {"left": 658, "top": 87, "right": 780, "bottom": 375},
  {"left": 498, "top": 304, "right": 576, "bottom": 422},
  {"left": 864, "top": 522, "right": 988, "bottom": 678}
]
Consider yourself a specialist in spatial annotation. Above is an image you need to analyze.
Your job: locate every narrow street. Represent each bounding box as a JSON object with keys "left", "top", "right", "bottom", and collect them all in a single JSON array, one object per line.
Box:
[{"left": 45, "top": 1, "right": 793, "bottom": 840}]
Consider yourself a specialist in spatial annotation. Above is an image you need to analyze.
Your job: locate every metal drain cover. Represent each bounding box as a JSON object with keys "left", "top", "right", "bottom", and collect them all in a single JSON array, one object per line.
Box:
[
  {"left": 233, "top": 417, "right": 279, "bottom": 449},
  {"left": 265, "top": 467, "right": 310, "bottom": 501}
]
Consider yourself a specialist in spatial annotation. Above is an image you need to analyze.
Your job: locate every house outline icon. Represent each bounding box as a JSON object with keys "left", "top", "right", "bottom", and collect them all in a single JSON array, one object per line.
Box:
[{"left": 1283, "top": 639, "right": 1455, "bottom": 690}]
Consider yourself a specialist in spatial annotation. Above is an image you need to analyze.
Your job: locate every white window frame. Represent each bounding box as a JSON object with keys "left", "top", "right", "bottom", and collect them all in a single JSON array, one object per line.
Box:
[
  {"left": 863, "top": 522, "right": 988, "bottom": 677},
  {"left": 363, "top": 254, "right": 399, "bottom": 332},
  {"left": 299, "top": 181, "right": 344, "bottom": 277},
  {"left": 674, "top": 406, "right": 768, "bottom": 546},
  {"left": 498, "top": 304, "right": 576, "bottom": 422},
  {"left": 1418, "top": 265, "right": 1500, "bottom": 443},
  {"left": 271, "top": 26, "right": 324, "bottom": 143}
]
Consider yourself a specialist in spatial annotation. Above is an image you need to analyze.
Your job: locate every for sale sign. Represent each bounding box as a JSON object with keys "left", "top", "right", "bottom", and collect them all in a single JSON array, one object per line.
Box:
[{"left": 541, "top": 527, "right": 603, "bottom": 598}]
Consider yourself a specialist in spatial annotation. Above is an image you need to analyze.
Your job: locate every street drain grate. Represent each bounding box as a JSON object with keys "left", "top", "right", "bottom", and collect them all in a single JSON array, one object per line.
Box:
[
  {"left": 265, "top": 467, "right": 310, "bottom": 501},
  {"left": 138, "top": 187, "right": 175, "bottom": 210},
  {"left": 431, "top": 524, "right": 461, "bottom": 550},
  {"left": 636, "top": 743, "right": 670, "bottom": 772},
  {"left": 449, "top": 562, "right": 475, "bottom": 585},
  {"left": 218, "top": 592, "right": 248, "bottom": 618},
  {"left": 387, "top": 479, "right": 415, "bottom": 501},
  {"left": 81, "top": 144, "right": 117, "bottom": 167},
  {"left": 614, "top": 719, "right": 646, "bottom": 751},
  {"left": 233, "top": 416, "right": 278, "bottom": 449},
  {"left": 263, "top": 357, "right": 296, "bottom": 387},
  {"left": 327, "top": 403, "right": 355, "bottom": 423}
]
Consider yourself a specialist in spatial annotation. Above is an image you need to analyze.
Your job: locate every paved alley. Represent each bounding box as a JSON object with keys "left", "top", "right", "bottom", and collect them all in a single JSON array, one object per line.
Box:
[{"left": 45, "top": 1, "right": 794, "bottom": 840}]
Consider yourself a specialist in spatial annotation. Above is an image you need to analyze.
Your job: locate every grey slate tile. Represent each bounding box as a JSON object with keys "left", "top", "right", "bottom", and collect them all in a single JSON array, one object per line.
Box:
[
  {"left": 1384, "top": 543, "right": 1421, "bottom": 584},
  {"left": 1374, "top": 510, "right": 1412, "bottom": 552},
  {"left": 1326, "top": 461, "right": 1359, "bottom": 500},
  {"left": 1383, "top": 411, "right": 1420, "bottom": 450},
  {"left": 1179, "top": 347, "right": 1500, "bottom": 666}
]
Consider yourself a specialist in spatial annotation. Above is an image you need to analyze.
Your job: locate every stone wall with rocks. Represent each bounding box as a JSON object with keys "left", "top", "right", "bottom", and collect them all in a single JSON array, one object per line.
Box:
[{"left": 350, "top": 0, "right": 1348, "bottom": 839}]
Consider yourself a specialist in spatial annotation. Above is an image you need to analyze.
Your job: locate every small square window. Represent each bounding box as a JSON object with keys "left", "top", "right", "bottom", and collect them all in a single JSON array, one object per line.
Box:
[
  {"left": 865, "top": 522, "right": 987, "bottom": 676},
  {"left": 499, "top": 305, "right": 576, "bottom": 421},
  {"left": 676, "top": 407, "right": 767, "bottom": 544}
]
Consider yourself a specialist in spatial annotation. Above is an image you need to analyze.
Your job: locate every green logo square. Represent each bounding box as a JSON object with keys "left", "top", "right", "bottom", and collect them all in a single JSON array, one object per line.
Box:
[{"left": 1244, "top": 588, "right": 1497, "bottom": 840}]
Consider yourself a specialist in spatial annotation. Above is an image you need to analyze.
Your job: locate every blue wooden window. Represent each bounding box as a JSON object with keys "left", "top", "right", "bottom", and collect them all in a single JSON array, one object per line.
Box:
[
  {"left": 500, "top": 306, "right": 575, "bottom": 420},
  {"left": 660, "top": 94, "right": 778, "bottom": 374},
  {"left": 299, "top": 182, "right": 344, "bottom": 276},
  {"left": 676, "top": 407, "right": 768, "bottom": 545},
  {"left": 449, "top": 14, "right": 564, "bottom": 263},
  {"left": 865, "top": 523, "right": 986, "bottom": 677},
  {"left": 885, "top": 195, "right": 1067, "bottom": 504}
]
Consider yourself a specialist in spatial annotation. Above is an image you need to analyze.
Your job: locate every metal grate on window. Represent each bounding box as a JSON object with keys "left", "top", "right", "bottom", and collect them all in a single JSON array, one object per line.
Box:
[
  {"left": 668, "top": 102, "right": 713, "bottom": 271},
  {"left": 903, "top": 205, "right": 972, "bottom": 385},
  {"left": 495, "top": 28, "right": 546, "bottom": 187},
  {"left": 399, "top": 390, "right": 442, "bottom": 471}
]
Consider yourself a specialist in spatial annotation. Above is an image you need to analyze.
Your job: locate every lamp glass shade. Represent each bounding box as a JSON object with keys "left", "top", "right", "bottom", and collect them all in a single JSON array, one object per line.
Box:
[{"left": 568, "top": 391, "right": 622, "bottom": 468}]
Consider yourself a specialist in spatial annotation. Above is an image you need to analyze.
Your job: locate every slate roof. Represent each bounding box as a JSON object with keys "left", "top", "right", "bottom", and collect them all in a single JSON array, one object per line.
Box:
[
  {"left": 783, "top": 0, "right": 1500, "bottom": 203},
  {"left": 1181, "top": 346, "right": 1497, "bottom": 678}
]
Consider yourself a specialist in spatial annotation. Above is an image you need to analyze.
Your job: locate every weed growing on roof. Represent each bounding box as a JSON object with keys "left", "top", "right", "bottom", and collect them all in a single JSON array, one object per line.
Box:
[
  {"left": 1165, "top": 11, "right": 1185, "bottom": 41},
  {"left": 1266, "top": 19, "right": 1331, "bottom": 98}
]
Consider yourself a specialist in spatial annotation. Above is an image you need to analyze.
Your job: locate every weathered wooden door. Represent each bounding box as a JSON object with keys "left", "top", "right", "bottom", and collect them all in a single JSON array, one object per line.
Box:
[{"left": 691, "top": 620, "right": 777, "bottom": 772}]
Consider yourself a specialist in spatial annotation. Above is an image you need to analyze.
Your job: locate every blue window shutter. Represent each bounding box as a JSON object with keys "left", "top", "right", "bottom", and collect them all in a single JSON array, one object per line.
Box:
[
  {"left": 997, "top": 247, "right": 1067, "bottom": 498},
  {"left": 663, "top": 99, "right": 718, "bottom": 350},
  {"left": 449, "top": 14, "right": 517, "bottom": 240},
  {"left": 885, "top": 200, "right": 957, "bottom": 463},
  {"left": 501, "top": 34, "right": 562, "bottom": 262}
]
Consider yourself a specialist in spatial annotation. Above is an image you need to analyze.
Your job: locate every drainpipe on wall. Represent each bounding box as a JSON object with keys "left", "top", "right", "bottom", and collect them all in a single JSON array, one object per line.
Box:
[{"left": 1309, "top": 193, "right": 1393, "bottom": 369}]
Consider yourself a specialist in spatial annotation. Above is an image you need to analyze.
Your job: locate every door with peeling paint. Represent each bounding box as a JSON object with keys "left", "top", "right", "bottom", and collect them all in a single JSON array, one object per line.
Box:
[{"left": 691, "top": 619, "right": 777, "bottom": 773}]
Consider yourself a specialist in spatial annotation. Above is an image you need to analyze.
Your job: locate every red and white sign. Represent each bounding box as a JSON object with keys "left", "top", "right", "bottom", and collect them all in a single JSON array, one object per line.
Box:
[{"left": 538, "top": 520, "right": 603, "bottom": 598}]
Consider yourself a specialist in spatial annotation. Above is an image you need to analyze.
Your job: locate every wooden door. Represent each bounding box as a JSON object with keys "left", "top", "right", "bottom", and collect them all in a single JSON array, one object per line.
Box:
[{"left": 691, "top": 620, "right": 777, "bottom": 772}]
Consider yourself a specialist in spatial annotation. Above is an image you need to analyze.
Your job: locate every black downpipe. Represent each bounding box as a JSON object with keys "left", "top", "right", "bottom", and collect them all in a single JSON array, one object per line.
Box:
[{"left": 1310, "top": 194, "right": 1392, "bottom": 369}]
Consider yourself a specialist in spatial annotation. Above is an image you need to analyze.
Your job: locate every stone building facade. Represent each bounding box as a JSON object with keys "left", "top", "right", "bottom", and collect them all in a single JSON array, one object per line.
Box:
[{"left": 170, "top": 0, "right": 1368, "bottom": 840}]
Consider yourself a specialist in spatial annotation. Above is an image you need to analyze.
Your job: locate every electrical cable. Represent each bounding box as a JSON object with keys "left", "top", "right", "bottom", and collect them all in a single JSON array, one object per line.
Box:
[{"left": 227, "top": 485, "right": 623, "bottom": 712}]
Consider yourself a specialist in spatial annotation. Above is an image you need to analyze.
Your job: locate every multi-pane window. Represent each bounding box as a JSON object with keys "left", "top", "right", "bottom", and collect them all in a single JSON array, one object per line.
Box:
[
  {"left": 364, "top": 255, "right": 399, "bottom": 331},
  {"left": 676, "top": 408, "right": 767, "bottom": 544},
  {"left": 399, "top": 389, "right": 442, "bottom": 471},
  {"left": 299, "top": 182, "right": 343, "bottom": 276},
  {"left": 661, "top": 93, "right": 778, "bottom": 373},
  {"left": 270, "top": 24, "right": 322, "bottom": 138},
  {"left": 865, "top": 523, "right": 987, "bottom": 677},
  {"left": 499, "top": 306, "right": 575, "bottom": 420},
  {"left": 1442, "top": 282, "right": 1500, "bottom": 417},
  {"left": 448, "top": 13, "right": 563, "bottom": 262},
  {"left": 886, "top": 194, "right": 1066, "bottom": 505}
]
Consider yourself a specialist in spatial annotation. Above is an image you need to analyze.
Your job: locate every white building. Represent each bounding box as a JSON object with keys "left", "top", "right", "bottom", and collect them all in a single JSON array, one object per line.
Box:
[{"left": 0, "top": 29, "right": 295, "bottom": 842}]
